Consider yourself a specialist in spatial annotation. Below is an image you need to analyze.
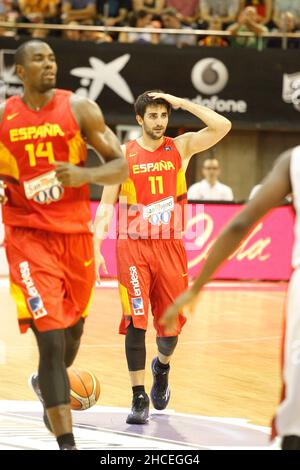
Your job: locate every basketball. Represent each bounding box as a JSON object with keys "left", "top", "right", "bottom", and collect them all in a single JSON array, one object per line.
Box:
[{"left": 68, "top": 368, "right": 100, "bottom": 411}]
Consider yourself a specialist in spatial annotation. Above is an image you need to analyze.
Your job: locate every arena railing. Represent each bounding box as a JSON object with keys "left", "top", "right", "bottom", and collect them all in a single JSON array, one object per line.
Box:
[{"left": 0, "top": 21, "right": 299, "bottom": 50}]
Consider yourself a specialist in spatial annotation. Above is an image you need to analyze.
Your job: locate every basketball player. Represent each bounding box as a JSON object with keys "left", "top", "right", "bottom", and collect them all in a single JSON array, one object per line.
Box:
[
  {"left": 93, "top": 91, "right": 231, "bottom": 424},
  {"left": 0, "top": 40, "right": 127, "bottom": 450},
  {"left": 162, "top": 147, "right": 300, "bottom": 450}
]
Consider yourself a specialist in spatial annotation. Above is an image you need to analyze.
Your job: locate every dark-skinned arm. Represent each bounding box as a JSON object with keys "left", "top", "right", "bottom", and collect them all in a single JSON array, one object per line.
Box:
[
  {"left": 161, "top": 150, "right": 292, "bottom": 332},
  {"left": 55, "top": 97, "right": 128, "bottom": 187}
]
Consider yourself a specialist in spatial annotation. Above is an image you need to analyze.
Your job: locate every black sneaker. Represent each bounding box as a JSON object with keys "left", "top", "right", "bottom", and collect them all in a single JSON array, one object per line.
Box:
[
  {"left": 282, "top": 435, "right": 300, "bottom": 450},
  {"left": 126, "top": 393, "right": 149, "bottom": 424},
  {"left": 150, "top": 358, "right": 170, "bottom": 410},
  {"left": 29, "top": 373, "right": 53, "bottom": 433}
]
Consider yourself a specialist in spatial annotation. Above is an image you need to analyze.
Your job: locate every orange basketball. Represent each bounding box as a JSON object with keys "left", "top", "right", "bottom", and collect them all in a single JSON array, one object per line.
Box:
[{"left": 68, "top": 368, "right": 100, "bottom": 411}]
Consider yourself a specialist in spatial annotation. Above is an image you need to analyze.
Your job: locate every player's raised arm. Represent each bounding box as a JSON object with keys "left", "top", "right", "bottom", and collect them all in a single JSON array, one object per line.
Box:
[
  {"left": 148, "top": 92, "right": 231, "bottom": 163},
  {"left": 161, "top": 149, "right": 292, "bottom": 331}
]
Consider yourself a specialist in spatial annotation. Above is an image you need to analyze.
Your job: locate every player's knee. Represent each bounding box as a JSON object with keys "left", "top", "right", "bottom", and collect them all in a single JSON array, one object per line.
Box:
[
  {"left": 68, "top": 318, "right": 84, "bottom": 341},
  {"left": 37, "top": 330, "right": 65, "bottom": 369},
  {"left": 156, "top": 336, "right": 178, "bottom": 357}
]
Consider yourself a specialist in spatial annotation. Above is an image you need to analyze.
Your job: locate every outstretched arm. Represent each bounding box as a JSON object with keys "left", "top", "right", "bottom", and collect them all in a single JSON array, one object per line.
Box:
[{"left": 161, "top": 149, "right": 292, "bottom": 331}]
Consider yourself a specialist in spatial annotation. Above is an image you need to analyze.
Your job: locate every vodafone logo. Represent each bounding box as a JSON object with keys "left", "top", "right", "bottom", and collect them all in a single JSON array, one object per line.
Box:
[
  {"left": 190, "top": 57, "right": 247, "bottom": 113},
  {"left": 191, "top": 58, "right": 229, "bottom": 95}
]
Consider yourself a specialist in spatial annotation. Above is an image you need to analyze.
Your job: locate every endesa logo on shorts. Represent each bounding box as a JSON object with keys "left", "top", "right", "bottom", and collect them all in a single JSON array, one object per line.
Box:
[
  {"left": 131, "top": 297, "right": 144, "bottom": 316},
  {"left": 19, "top": 261, "right": 48, "bottom": 320},
  {"left": 129, "top": 266, "right": 144, "bottom": 316}
]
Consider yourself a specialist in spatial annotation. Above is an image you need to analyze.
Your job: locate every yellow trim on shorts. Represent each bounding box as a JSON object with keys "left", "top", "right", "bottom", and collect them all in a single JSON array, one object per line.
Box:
[
  {"left": 81, "top": 287, "right": 94, "bottom": 319},
  {"left": 118, "top": 282, "right": 132, "bottom": 316},
  {"left": 10, "top": 282, "right": 32, "bottom": 321}
]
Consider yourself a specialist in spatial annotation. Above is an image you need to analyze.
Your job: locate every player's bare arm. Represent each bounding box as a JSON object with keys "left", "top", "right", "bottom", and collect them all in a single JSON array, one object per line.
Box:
[
  {"left": 93, "top": 183, "right": 121, "bottom": 282},
  {"left": 148, "top": 92, "right": 231, "bottom": 164},
  {"left": 93, "top": 145, "right": 125, "bottom": 280},
  {"left": 54, "top": 96, "right": 128, "bottom": 187},
  {"left": 161, "top": 150, "right": 292, "bottom": 331}
]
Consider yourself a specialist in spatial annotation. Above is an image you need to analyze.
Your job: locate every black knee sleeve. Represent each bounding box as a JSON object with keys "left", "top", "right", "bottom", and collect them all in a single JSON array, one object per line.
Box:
[
  {"left": 64, "top": 318, "right": 84, "bottom": 367},
  {"left": 33, "top": 327, "right": 69, "bottom": 408},
  {"left": 156, "top": 336, "right": 178, "bottom": 357},
  {"left": 125, "top": 321, "right": 146, "bottom": 371}
]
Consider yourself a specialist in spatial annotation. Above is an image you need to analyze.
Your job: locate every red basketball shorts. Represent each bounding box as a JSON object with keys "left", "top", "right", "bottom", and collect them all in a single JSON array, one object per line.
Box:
[
  {"left": 5, "top": 226, "right": 95, "bottom": 333},
  {"left": 117, "top": 238, "right": 188, "bottom": 337}
]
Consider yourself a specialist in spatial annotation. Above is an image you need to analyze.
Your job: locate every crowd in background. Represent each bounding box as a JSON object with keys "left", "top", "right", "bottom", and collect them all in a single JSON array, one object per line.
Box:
[{"left": 0, "top": 1, "right": 299, "bottom": 48}]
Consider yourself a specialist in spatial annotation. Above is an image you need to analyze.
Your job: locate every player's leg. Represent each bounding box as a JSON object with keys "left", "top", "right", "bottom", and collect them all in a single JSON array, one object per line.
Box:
[
  {"left": 150, "top": 239, "right": 188, "bottom": 410},
  {"left": 275, "top": 269, "right": 300, "bottom": 449},
  {"left": 125, "top": 319, "right": 149, "bottom": 424},
  {"left": 63, "top": 232, "right": 94, "bottom": 369},
  {"left": 32, "top": 326, "right": 76, "bottom": 450},
  {"left": 64, "top": 318, "right": 85, "bottom": 367},
  {"left": 6, "top": 228, "right": 81, "bottom": 449},
  {"left": 117, "top": 238, "right": 151, "bottom": 424}
]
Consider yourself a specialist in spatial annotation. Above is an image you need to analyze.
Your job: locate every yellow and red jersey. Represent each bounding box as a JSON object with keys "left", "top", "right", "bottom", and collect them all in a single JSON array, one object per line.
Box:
[
  {"left": 118, "top": 137, "right": 187, "bottom": 239},
  {"left": 0, "top": 89, "right": 91, "bottom": 234}
]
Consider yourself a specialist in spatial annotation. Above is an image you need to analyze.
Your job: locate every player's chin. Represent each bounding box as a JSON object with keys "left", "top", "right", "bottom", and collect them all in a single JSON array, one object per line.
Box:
[
  {"left": 40, "top": 78, "right": 56, "bottom": 91},
  {"left": 152, "top": 130, "right": 164, "bottom": 140}
]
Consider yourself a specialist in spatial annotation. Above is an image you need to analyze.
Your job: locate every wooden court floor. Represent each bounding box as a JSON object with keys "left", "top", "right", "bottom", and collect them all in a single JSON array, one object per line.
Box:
[{"left": 0, "top": 281, "right": 286, "bottom": 427}]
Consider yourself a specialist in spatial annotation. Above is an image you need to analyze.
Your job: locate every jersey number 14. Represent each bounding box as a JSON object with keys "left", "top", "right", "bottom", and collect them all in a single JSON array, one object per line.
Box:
[{"left": 25, "top": 142, "right": 55, "bottom": 167}]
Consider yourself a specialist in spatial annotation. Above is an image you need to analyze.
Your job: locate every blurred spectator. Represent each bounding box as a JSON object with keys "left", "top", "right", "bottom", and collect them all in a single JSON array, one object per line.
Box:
[
  {"left": 63, "top": 20, "right": 81, "bottom": 39},
  {"left": 97, "top": 0, "right": 132, "bottom": 26},
  {"left": 268, "top": 11, "right": 300, "bottom": 49},
  {"left": 165, "top": 0, "right": 199, "bottom": 25},
  {"left": 132, "top": 0, "right": 164, "bottom": 15},
  {"left": 199, "top": 17, "right": 229, "bottom": 46},
  {"left": 18, "top": 0, "right": 60, "bottom": 23},
  {"left": 0, "top": 2, "right": 19, "bottom": 36},
  {"left": 1, "top": 1, "right": 17, "bottom": 15},
  {"left": 0, "top": 13, "right": 12, "bottom": 35},
  {"left": 273, "top": 0, "right": 300, "bottom": 28},
  {"left": 200, "top": 0, "right": 240, "bottom": 28},
  {"left": 62, "top": 0, "right": 96, "bottom": 23},
  {"left": 119, "top": 9, "right": 159, "bottom": 43},
  {"left": 227, "top": 6, "right": 268, "bottom": 49},
  {"left": 160, "top": 7, "right": 197, "bottom": 46},
  {"left": 31, "top": 27, "right": 49, "bottom": 38},
  {"left": 240, "top": 0, "right": 273, "bottom": 25},
  {"left": 81, "top": 20, "right": 113, "bottom": 41},
  {"left": 188, "top": 158, "right": 234, "bottom": 201}
]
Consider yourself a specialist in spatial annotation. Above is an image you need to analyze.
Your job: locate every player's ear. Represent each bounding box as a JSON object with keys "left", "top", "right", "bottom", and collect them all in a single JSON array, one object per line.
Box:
[
  {"left": 15, "top": 64, "right": 25, "bottom": 81},
  {"left": 136, "top": 114, "right": 143, "bottom": 127}
]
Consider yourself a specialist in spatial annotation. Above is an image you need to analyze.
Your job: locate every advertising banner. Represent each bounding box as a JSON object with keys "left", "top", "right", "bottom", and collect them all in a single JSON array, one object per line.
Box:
[{"left": 1, "top": 38, "right": 300, "bottom": 130}]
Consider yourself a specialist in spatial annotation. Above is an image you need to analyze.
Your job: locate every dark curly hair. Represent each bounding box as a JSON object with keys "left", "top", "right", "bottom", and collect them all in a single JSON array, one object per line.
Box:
[{"left": 134, "top": 90, "right": 172, "bottom": 117}]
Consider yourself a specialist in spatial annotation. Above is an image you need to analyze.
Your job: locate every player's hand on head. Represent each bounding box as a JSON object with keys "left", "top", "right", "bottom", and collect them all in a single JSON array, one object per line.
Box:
[
  {"left": 160, "top": 286, "right": 199, "bottom": 334},
  {"left": 0, "top": 181, "right": 7, "bottom": 205},
  {"left": 148, "top": 92, "right": 183, "bottom": 110},
  {"left": 53, "top": 160, "right": 89, "bottom": 187}
]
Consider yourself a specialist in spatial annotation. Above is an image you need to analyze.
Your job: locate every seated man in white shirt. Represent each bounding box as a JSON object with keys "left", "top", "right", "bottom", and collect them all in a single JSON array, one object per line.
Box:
[{"left": 188, "top": 157, "right": 234, "bottom": 201}]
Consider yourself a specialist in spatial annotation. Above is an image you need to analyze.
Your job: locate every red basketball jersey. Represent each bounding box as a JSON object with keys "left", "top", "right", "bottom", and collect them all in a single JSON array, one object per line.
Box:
[
  {"left": 118, "top": 137, "right": 187, "bottom": 239},
  {"left": 0, "top": 89, "right": 91, "bottom": 233}
]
